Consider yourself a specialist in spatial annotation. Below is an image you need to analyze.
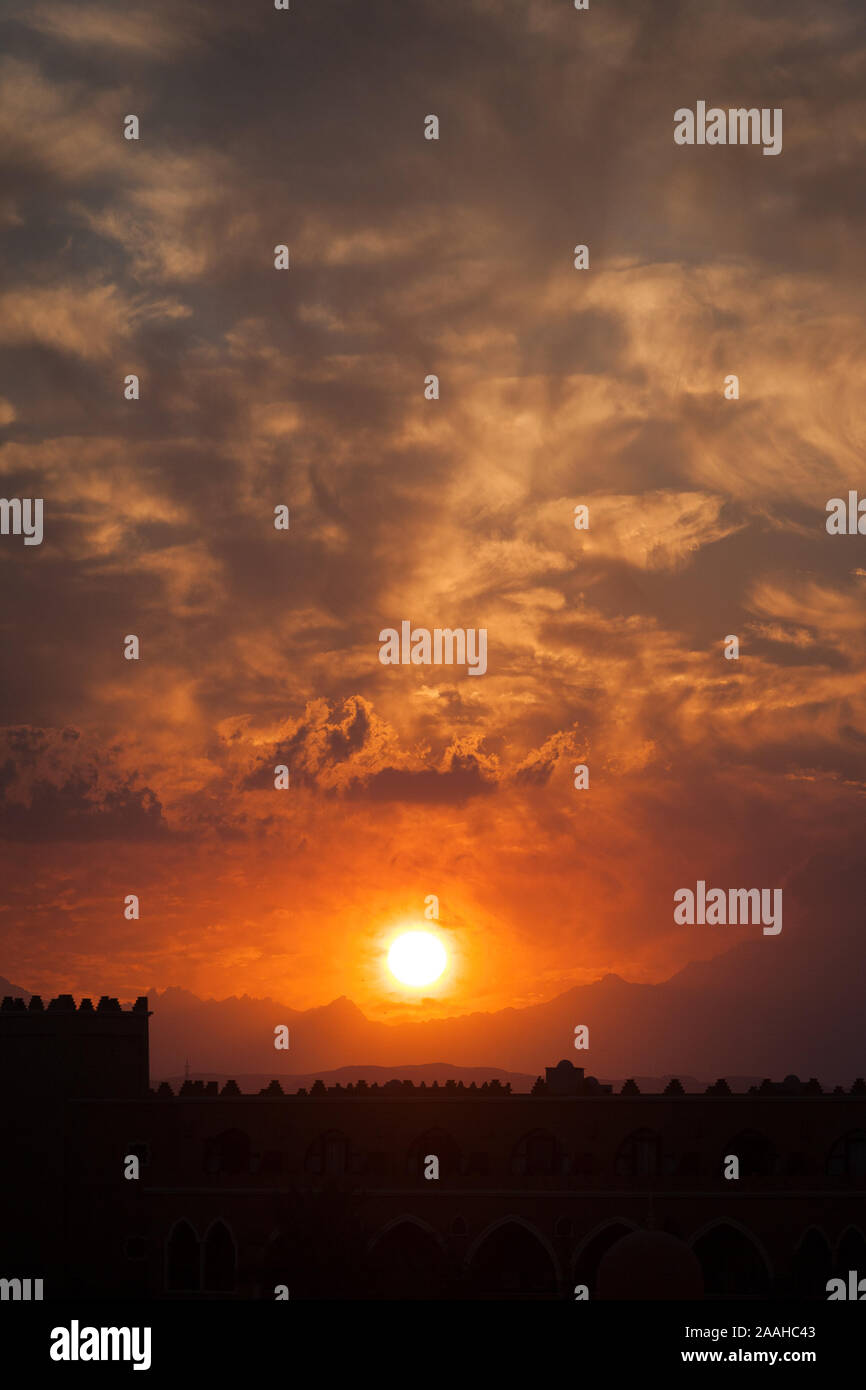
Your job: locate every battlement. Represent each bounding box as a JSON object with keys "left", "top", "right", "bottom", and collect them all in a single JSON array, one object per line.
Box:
[
  {"left": 149, "top": 1070, "right": 866, "bottom": 1100},
  {"left": 0, "top": 994, "right": 151, "bottom": 1099},
  {"left": 1, "top": 995, "right": 149, "bottom": 1015},
  {"left": 2, "top": 998, "right": 864, "bottom": 1104}
]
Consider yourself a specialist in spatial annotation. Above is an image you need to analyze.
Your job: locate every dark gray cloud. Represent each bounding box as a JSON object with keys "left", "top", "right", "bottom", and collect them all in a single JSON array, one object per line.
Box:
[
  {"left": 0, "top": 726, "right": 166, "bottom": 840},
  {"left": 0, "top": 0, "right": 863, "bottom": 1015}
]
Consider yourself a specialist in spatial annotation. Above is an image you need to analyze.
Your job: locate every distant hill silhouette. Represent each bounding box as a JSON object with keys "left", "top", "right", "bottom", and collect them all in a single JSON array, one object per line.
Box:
[
  {"left": 0, "top": 975, "right": 31, "bottom": 1001},
  {"left": 155, "top": 1065, "right": 776, "bottom": 1095},
  {"left": 2, "top": 935, "right": 860, "bottom": 1085},
  {"left": 131, "top": 932, "right": 859, "bottom": 1085},
  {"left": 4, "top": 847, "right": 863, "bottom": 1084},
  {"left": 156, "top": 1062, "right": 539, "bottom": 1092}
]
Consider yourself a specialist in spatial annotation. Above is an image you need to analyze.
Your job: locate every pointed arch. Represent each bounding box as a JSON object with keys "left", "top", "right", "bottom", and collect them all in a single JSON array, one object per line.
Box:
[
  {"left": 367, "top": 1213, "right": 446, "bottom": 1254},
  {"left": 466, "top": 1217, "right": 560, "bottom": 1299},
  {"left": 366, "top": 1215, "right": 451, "bottom": 1299},
  {"left": 690, "top": 1219, "right": 772, "bottom": 1297},
  {"left": 166, "top": 1219, "right": 200, "bottom": 1292}
]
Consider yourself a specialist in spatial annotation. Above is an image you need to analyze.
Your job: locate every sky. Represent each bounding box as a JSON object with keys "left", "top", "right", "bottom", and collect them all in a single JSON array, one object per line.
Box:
[{"left": 0, "top": 0, "right": 864, "bottom": 1030}]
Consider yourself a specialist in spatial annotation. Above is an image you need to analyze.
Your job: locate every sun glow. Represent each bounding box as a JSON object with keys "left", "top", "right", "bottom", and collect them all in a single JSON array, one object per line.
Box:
[{"left": 387, "top": 931, "right": 448, "bottom": 987}]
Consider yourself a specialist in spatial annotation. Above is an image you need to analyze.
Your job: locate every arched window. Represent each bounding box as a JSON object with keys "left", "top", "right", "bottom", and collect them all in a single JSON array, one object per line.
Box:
[
  {"left": 511, "top": 1129, "right": 561, "bottom": 1177},
  {"left": 693, "top": 1223, "right": 770, "bottom": 1297},
  {"left": 615, "top": 1129, "right": 660, "bottom": 1178},
  {"left": 202, "top": 1221, "right": 236, "bottom": 1293},
  {"left": 166, "top": 1221, "right": 199, "bottom": 1292},
  {"left": 827, "top": 1131, "right": 866, "bottom": 1179},
  {"left": 406, "top": 1129, "right": 462, "bottom": 1178},
  {"left": 305, "top": 1130, "right": 350, "bottom": 1175}
]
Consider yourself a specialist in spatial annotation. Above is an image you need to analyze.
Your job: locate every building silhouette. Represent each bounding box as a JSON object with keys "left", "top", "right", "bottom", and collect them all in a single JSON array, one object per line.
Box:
[{"left": 2, "top": 994, "right": 865, "bottom": 1300}]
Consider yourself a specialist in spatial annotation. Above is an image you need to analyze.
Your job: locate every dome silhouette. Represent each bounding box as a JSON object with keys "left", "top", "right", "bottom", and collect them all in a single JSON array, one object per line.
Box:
[{"left": 597, "top": 1229, "right": 704, "bottom": 1300}]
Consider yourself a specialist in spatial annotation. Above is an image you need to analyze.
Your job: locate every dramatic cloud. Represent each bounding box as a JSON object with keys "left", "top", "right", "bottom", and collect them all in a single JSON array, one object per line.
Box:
[
  {"left": 0, "top": 0, "right": 863, "bottom": 1030},
  {"left": 0, "top": 725, "right": 166, "bottom": 840}
]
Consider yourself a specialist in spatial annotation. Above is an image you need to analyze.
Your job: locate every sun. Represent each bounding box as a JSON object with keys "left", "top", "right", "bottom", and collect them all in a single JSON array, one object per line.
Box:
[{"left": 387, "top": 931, "right": 448, "bottom": 987}]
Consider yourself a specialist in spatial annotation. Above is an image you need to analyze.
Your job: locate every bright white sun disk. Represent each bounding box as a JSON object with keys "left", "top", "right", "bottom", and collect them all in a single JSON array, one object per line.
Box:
[{"left": 387, "top": 931, "right": 447, "bottom": 987}]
